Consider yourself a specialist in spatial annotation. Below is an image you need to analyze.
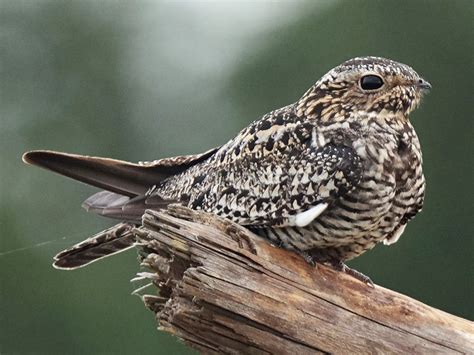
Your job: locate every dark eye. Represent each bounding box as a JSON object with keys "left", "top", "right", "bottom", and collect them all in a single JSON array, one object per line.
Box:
[{"left": 360, "top": 75, "right": 384, "bottom": 91}]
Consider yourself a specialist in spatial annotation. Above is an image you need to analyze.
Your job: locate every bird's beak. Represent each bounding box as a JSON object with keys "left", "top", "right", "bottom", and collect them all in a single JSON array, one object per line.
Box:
[{"left": 416, "top": 78, "right": 432, "bottom": 92}]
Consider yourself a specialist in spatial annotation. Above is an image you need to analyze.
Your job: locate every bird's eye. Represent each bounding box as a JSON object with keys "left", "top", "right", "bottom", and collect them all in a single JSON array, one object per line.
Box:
[{"left": 359, "top": 75, "right": 384, "bottom": 91}]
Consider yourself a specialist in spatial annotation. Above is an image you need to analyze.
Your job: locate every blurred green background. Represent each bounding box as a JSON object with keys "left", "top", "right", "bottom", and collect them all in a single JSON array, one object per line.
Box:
[{"left": 1, "top": 1, "right": 473, "bottom": 354}]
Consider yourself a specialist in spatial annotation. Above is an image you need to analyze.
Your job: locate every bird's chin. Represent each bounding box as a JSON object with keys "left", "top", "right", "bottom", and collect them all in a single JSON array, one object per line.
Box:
[
  {"left": 405, "top": 97, "right": 423, "bottom": 116},
  {"left": 419, "top": 87, "right": 431, "bottom": 95}
]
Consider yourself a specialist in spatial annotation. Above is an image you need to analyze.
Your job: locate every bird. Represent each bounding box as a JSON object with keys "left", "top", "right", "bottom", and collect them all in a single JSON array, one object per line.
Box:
[{"left": 23, "top": 56, "right": 430, "bottom": 285}]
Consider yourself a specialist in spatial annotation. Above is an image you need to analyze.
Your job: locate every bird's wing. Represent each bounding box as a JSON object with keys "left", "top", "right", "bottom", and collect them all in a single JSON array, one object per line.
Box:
[
  {"left": 22, "top": 147, "right": 219, "bottom": 197},
  {"left": 213, "top": 143, "right": 363, "bottom": 227},
  {"left": 23, "top": 148, "right": 219, "bottom": 222},
  {"left": 177, "top": 113, "right": 364, "bottom": 227}
]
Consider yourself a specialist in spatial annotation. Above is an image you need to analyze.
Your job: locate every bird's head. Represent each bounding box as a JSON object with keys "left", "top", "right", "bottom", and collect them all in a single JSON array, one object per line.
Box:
[{"left": 297, "top": 56, "right": 431, "bottom": 122}]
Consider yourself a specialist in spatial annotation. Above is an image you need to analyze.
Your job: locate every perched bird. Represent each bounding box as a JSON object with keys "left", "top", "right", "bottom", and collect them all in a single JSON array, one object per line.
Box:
[{"left": 23, "top": 56, "right": 430, "bottom": 284}]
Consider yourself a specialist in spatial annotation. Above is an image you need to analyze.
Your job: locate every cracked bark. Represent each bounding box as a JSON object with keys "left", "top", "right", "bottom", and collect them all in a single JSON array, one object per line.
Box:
[{"left": 131, "top": 206, "right": 474, "bottom": 354}]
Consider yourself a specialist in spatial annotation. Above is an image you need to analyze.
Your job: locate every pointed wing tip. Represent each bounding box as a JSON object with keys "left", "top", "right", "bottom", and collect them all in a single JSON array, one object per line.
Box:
[
  {"left": 52, "top": 258, "right": 84, "bottom": 270},
  {"left": 52, "top": 261, "right": 74, "bottom": 270},
  {"left": 22, "top": 150, "right": 40, "bottom": 165},
  {"left": 52, "top": 252, "right": 98, "bottom": 270},
  {"left": 22, "top": 150, "right": 59, "bottom": 165},
  {"left": 53, "top": 242, "right": 136, "bottom": 271},
  {"left": 52, "top": 260, "right": 93, "bottom": 270}
]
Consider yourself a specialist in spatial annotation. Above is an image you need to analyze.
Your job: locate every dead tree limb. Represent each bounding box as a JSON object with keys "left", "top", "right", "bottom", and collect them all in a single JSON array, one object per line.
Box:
[{"left": 132, "top": 206, "right": 474, "bottom": 354}]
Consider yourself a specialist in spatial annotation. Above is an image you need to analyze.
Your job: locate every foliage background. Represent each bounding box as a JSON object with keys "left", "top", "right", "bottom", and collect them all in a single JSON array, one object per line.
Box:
[{"left": 1, "top": 1, "right": 472, "bottom": 353}]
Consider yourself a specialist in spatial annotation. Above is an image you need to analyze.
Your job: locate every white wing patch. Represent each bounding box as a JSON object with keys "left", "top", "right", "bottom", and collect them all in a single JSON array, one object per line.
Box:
[
  {"left": 383, "top": 224, "right": 406, "bottom": 245},
  {"left": 291, "top": 203, "right": 328, "bottom": 227}
]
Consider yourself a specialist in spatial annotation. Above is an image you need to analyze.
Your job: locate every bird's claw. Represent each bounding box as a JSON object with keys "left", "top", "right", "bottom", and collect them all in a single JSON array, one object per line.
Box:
[
  {"left": 299, "top": 251, "right": 317, "bottom": 266},
  {"left": 332, "top": 260, "right": 374, "bottom": 287}
]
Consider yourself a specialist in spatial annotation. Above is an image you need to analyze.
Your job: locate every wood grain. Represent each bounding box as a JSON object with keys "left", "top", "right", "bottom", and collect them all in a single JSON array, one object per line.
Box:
[{"left": 131, "top": 206, "right": 474, "bottom": 354}]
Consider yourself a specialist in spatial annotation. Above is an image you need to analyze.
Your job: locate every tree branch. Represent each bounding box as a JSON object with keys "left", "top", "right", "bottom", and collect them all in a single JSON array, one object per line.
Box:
[{"left": 132, "top": 206, "right": 474, "bottom": 354}]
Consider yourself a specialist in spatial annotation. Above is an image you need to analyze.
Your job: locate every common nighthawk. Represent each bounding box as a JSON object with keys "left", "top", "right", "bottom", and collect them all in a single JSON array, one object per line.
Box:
[{"left": 23, "top": 56, "right": 430, "bottom": 284}]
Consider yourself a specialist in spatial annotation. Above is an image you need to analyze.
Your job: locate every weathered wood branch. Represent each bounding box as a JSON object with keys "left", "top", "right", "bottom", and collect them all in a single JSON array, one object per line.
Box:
[{"left": 132, "top": 206, "right": 474, "bottom": 354}]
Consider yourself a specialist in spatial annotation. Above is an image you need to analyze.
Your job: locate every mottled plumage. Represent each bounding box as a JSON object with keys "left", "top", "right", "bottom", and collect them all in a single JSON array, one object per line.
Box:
[{"left": 23, "top": 56, "right": 430, "bottom": 282}]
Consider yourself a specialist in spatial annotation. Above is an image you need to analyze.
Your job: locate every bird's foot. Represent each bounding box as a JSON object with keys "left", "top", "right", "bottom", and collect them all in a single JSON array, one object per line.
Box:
[
  {"left": 297, "top": 251, "right": 373, "bottom": 287},
  {"left": 331, "top": 260, "right": 374, "bottom": 287},
  {"left": 299, "top": 251, "right": 317, "bottom": 266}
]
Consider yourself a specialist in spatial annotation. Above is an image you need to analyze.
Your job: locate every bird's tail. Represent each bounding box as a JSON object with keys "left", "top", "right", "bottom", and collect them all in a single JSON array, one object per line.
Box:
[
  {"left": 53, "top": 223, "right": 136, "bottom": 269},
  {"left": 22, "top": 148, "right": 218, "bottom": 269}
]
